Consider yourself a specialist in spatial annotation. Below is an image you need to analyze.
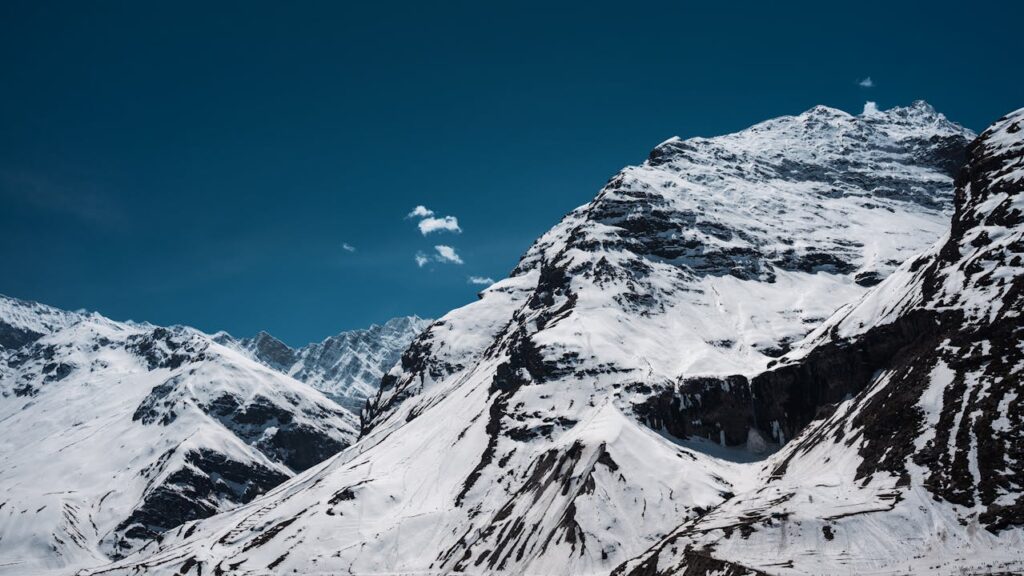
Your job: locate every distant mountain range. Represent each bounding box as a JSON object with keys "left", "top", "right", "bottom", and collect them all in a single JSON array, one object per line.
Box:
[{"left": 215, "top": 315, "right": 432, "bottom": 413}]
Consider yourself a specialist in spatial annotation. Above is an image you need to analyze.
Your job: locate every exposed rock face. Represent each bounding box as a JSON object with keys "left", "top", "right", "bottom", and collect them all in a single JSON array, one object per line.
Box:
[
  {"left": 222, "top": 316, "right": 431, "bottom": 413},
  {"left": 632, "top": 308, "right": 940, "bottom": 452},
  {"left": 236, "top": 330, "right": 297, "bottom": 372},
  {"left": 615, "top": 107, "right": 1024, "bottom": 575},
  {"left": 0, "top": 304, "right": 357, "bottom": 573},
  {"left": 88, "top": 102, "right": 1000, "bottom": 576},
  {"left": 112, "top": 448, "right": 290, "bottom": 547}
]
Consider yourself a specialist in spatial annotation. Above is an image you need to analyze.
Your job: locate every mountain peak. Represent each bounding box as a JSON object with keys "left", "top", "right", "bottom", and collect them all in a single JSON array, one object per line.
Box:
[
  {"left": 380, "top": 314, "right": 430, "bottom": 332},
  {"left": 0, "top": 293, "right": 83, "bottom": 349},
  {"left": 859, "top": 99, "right": 939, "bottom": 117},
  {"left": 859, "top": 99, "right": 970, "bottom": 143},
  {"left": 225, "top": 316, "right": 431, "bottom": 412},
  {"left": 886, "top": 99, "right": 943, "bottom": 120},
  {"left": 910, "top": 98, "right": 937, "bottom": 112},
  {"left": 800, "top": 103, "right": 852, "bottom": 119}
]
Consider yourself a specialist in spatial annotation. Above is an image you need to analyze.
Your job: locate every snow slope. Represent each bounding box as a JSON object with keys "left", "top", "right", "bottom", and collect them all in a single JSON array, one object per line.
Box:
[
  {"left": 217, "top": 316, "right": 431, "bottom": 413},
  {"left": 0, "top": 303, "right": 357, "bottom": 575},
  {"left": 88, "top": 102, "right": 983, "bottom": 576},
  {"left": 615, "top": 108, "right": 1024, "bottom": 575}
]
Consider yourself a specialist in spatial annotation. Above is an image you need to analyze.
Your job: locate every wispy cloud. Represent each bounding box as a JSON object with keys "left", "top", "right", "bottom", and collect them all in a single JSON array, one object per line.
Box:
[
  {"left": 408, "top": 205, "right": 466, "bottom": 267},
  {"left": 342, "top": 243, "right": 356, "bottom": 253},
  {"left": 418, "top": 215, "right": 461, "bottom": 235},
  {"left": 407, "top": 205, "right": 434, "bottom": 219},
  {"left": 467, "top": 276, "right": 494, "bottom": 285},
  {"left": 406, "top": 205, "right": 461, "bottom": 235},
  {"left": 434, "top": 245, "right": 463, "bottom": 265},
  {"left": 858, "top": 77, "right": 874, "bottom": 88},
  {"left": 414, "top": 247, "right": 465, "bottom": 267}
]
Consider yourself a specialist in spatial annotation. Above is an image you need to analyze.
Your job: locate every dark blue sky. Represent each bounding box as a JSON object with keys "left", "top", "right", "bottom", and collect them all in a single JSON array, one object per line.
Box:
[{"left": 2, "top": 1, "right": 1021, "bottom": 345}]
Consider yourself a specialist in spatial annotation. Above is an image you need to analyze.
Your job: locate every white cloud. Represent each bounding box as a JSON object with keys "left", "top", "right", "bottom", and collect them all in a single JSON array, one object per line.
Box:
[
  {"left": 407, "top": 205, "right": 435, "bottom": 219},
  {"left": 414, "top": 246, "right": 464, "bottom": 267},
  {"left": 434, "top": 245, "right": 463, "bottom": 265},
  {"left": 862, "top": 101, "right": 881, "bottom": 116},
  {"left": 858, "top": 77, "right": 874, "bottom": 88},
  {"left": 408, "top": 206, "right": 464, "bottom": 266},
  {"left": 418, "top": 215, "right": 462, "bottom": 235},
  {"left": 467, "top": 276, "right": 494, "bottom": 285},
  {"left": 406, "top": 204, "right": 461, "bottom": 235},
  {"left": 342, "top": 243, "right": 356, "bottom": 253}
]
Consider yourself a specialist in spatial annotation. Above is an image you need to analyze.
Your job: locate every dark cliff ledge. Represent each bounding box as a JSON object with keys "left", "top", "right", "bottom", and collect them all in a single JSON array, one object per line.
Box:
[{"left": 633, "top": 308, "right": 940, "bottom": 453}]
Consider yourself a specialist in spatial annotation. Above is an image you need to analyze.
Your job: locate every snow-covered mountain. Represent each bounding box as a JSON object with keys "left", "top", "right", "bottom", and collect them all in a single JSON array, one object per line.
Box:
[
  {"left": 616, "top": 106, "right": 1024, "bottom": 576},
  {"left": 216, "top": 316, "right": 431, "bottom": 412},
  {"left": 0, "top": 295, "right": 81, "bottom": 350},
  {"left": 0, "top": 300, "right": 358, "bottom": 575},
  {"left": 86, "top": 101, "right": 1010, "bottom": 576}
]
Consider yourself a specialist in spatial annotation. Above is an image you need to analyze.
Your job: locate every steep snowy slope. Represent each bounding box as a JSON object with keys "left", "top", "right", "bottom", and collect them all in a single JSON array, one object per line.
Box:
[
  {"left": 0, "top": 305, "right": 357, "bottom": 575},
  {"left": 86, "top": 102, "right": 975, "bottom": 576},
  {"left": 616, "top": 108, "right": 1024, "bottom": 575},
  {"left": 218, "top": 316, "right": 430, "bottom": 412}
]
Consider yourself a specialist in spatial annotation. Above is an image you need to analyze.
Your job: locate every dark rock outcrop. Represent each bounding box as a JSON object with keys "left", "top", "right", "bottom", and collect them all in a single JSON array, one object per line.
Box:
[{"left": 111, "top": 449, "right": 288, "bottom": 557}]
